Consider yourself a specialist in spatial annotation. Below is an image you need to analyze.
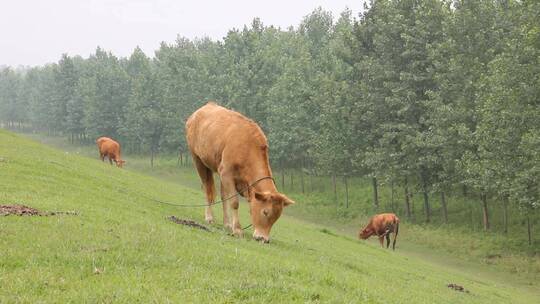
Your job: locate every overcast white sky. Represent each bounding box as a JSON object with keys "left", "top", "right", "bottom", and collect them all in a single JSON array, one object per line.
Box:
[{"left": 0, "top": 0, "right": 365, "bottom": 67}]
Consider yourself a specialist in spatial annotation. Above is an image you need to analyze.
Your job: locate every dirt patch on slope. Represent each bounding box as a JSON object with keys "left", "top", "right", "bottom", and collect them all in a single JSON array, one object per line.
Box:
[
  {"left": 447, "top": 283, "right": 470, "bottom": 293},
  {"left": 168, "top": 216, "right": 210, "bottom": 231},
  {"left": 0, "top": 204, "right": 78, "bottom": 216}
]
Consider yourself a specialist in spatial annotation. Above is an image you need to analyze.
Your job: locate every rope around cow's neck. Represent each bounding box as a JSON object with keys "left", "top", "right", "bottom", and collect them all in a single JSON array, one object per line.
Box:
[{"left": 148, "top": 176, "right": 274, "bottom": 207}]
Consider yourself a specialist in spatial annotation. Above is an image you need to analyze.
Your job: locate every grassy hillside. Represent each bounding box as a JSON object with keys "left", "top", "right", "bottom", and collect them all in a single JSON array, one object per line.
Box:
[
  {"left": 124, "top": 157, "right": 540, "bottom": 284},
  {"left": 97, "top": 152, "right": 540, "bottom": 284},
  {"left": 1, "top": 129, "right": 538, "bottom": 303}
]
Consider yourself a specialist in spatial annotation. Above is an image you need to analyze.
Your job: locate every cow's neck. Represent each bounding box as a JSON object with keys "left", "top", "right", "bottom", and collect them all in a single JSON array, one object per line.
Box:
[
  {"left": 252, "top": 177, "right": 277, "bottom": 193},
  {"left": 244, "top": 167, "right": 276, "bottom": 194}
]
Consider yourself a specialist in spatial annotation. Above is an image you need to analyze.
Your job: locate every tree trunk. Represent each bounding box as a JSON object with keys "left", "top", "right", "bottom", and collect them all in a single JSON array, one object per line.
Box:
[
  {"left": 421, "top": 175, "right": 430, "bottom": 223},
  {"left": 372, "top": 177, "right": 379, "bottom": 210},
  {"left": 332, "top": 171, "right": 337, "bottom": 204},
  {"left": 470, "top": 203, "right": 475, "bottom": 231},
  {"left": 503, "top": 197, "right": 508, "bottom": 234},
  {"left": 150, "top": 147, "right": 155, "bottom": 168},
  {"left": 281, "top": 169, "right": 285, "bottom": 191},
  {"left": 390, "top": 180, "right": 395, "bottom": 212},
  {"left": 404, "top": 178, "right": 411, "bottom": 219},
  {"left": 290, "top": 171, "right": 294, "bottom": 190},
  {"left": 423, "top": 190, "right": 430, "bottom": 223},
  {"left": 527, "top": 215, "right": 532, "bottom": 245},
  {"left": 300, "top": 160, "right": 305, "bottom": 194},
  {"left": 344, "top": 176, "right": 349, "bottom": 208},
  {"left": 481, "top": 194, "right": 490, "bottom": 231},
  {"left": 441, "top": 191, "right": 448, "bottom": 224},
  {"left": 309, "top": 169, "right": 314, "bottom": 193}
]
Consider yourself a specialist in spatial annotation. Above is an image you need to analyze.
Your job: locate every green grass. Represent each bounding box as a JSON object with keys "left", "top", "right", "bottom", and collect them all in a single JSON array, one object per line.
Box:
[
  {"left": 17, "top": 133, "right": 540, "bottom": 284},
  {"left": 284, "top": 189, "right": 540, "bottom": 274},
  {"left": 60, "top": 138, "right": 538, "bottom": 285},
  {"left": 2, "top": 130, "right": 539, "bottom": 303}
]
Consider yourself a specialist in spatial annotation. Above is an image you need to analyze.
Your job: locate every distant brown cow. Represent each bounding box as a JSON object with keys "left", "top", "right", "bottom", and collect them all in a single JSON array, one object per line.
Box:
[
  {"left": 186, "top": 102, "right": 294, "bottom": 243},
  {"left": 359, "top": 213, "right": 400, "bottom": 250},
  {"left": 96, "top": 137, "right": 125, "bottom": 168}
]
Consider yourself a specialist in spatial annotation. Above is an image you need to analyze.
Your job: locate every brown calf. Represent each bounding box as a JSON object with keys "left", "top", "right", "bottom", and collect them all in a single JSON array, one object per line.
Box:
[{"left": 359, "top": 213, "right": 400, "bottom": 250}]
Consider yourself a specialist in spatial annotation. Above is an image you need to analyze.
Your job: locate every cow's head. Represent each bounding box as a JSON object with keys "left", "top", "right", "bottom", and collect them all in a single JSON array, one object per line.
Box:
[
  {"left": 359, "top": 226, "right": 374, "bottom": 240},
  {"left": 249, "top": 191, "right": 294, "bottom": 243},
  {"left": 115, "top": 159, "right": 126, "bottom": 168}
]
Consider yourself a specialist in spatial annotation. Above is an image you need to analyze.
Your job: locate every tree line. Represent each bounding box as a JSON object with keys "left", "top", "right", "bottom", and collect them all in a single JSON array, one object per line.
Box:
[{"left": 0, "top": 0, "right": 538, "bottom": 233}]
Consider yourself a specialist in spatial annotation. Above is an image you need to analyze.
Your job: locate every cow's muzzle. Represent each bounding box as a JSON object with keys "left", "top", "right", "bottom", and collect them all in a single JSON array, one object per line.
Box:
[{"left": 253, "top": 232, "right": 270, "bottom": 243}]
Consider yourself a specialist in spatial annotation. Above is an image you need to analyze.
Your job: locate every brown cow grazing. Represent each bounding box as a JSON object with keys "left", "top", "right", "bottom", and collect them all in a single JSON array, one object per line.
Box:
[
  {"left": 359, "top": 213, "right": 400, "bottom": 250},
  {"left": 186, "top": 102, "right": 294, "bottom": 243},
  {"left": 96, "top": 137, "right": 126, "bottom": 168}
]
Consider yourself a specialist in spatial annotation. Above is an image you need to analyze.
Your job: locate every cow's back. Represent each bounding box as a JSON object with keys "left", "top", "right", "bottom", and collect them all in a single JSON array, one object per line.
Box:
[
  {"left": 97, "top": 137, "right": 120, "bottom": 157},
  {"left": 372, "top": 213, "right": 398, "bottom": 233},
  {"left": 186, "top": 102, "right": 268, "bottom": 172},
  {"left": 96, "top": 137, "right": 110, "bottom": 151}
]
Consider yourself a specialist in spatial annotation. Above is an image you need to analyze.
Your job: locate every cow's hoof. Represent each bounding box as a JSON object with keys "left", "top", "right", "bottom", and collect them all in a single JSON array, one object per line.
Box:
[
  {"left": 205, "top": 217, "right": 214, "bottom": 224},
  {"left": 232, "top": 228, "right": 244, "bottom": 238}
]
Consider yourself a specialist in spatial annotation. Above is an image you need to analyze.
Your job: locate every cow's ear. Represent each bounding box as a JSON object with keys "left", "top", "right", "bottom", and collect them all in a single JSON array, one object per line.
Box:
[
  {"left": 254, "top": 191, "right": 271, "bottom": 202},
  {"left": 273, "top": 193, "right": 295, "bottom": 207},
  {"left": 282, "top": 196, "right": 295, "bottom": 207}
]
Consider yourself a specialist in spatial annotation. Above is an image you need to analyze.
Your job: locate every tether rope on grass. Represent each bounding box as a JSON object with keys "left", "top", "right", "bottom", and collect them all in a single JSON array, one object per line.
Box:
[{"left": 118, "top": 176, "right": 275, "bottom": 231}]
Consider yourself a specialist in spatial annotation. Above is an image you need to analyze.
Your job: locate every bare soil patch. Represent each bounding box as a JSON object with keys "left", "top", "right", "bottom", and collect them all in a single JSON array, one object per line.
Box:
[
  {"left": 168, "top": 216, "right": 210, "bottom": 231},
  {"left": 0, "top": 204, "right": 78, "bottom": 216},
  {"left": 447, "top": 283, "right": 470, "bottom": 293}
]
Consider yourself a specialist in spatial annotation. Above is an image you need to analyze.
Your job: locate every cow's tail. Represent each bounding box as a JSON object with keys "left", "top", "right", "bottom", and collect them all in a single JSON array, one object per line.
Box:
[{"left": 392, "top": 217, "right": 399, "bottom": 250}]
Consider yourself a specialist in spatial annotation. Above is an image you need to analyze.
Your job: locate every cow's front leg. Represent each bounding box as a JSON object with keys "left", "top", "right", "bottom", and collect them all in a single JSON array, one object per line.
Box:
[
  {"left": 378, "top": 236, "right": 385, "bottom": 247},
  {"left": 219, "top": 170, "right": 241, "bottom": 236},
  {"left": 230, "top": 196, "right": 243, "bottom": 237},
  {"left": 219, "top": 180, "right": 232, "bottom": 231}
]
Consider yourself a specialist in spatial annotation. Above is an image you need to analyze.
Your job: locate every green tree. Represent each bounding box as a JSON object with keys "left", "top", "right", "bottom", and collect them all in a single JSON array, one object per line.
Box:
[
  {"left": 121, "top": 47, "right": 169, "bottom": 166},
  {"left": 81, "top": 47, "right": 130, "bottom": 140}
]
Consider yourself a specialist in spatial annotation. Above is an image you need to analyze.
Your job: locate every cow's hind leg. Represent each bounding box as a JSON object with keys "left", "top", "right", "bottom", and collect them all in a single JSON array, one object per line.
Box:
[
  {"left": 192, "top": 155, "right": 216, "bottom": 223},
  {"left": 386, "top": 233, "right": 391, "bottom": 248}
]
